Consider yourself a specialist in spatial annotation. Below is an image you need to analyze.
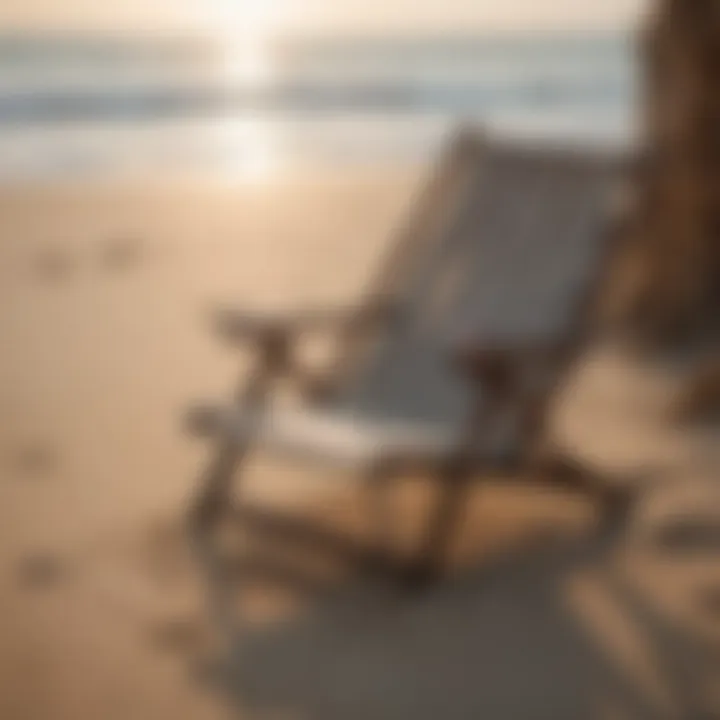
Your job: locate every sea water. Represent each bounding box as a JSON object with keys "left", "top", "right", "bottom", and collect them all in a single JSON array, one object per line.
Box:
[{"left": 0, "top": 32, "right": 637, "bottom": 182}]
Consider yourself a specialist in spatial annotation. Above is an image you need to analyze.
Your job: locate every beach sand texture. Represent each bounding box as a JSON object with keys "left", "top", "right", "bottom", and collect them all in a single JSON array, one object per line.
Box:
[{"left": 0, "top": 171, "right": 719, "bottom": 719}]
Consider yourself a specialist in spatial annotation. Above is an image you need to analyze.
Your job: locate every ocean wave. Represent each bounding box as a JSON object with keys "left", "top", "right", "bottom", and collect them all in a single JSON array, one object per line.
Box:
[{"left": 0, "top": 77, "right": 631, "bottom": 124}]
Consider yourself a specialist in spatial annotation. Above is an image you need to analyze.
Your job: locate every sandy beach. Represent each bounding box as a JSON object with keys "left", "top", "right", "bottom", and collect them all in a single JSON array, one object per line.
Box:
[
  {"left": 1, "top": 166, "right": 719, "bottom": 720},
  {"left": 0, "top": 170, "right": 430, "bottom": 719},
  {"left": 3, "top": 4, "right": 720, "bottom": 716}
]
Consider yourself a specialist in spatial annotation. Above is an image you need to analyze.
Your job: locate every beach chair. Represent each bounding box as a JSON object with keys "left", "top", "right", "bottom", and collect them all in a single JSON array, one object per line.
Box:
[{"left": 187, "top": 129, "right": 626, "bottom": 602}]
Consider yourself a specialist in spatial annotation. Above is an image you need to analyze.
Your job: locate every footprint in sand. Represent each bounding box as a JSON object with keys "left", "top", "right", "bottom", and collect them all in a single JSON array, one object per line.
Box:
[
  {"left": 141, "top": 517, "right": 195, "bottom": 588},
  {"left": 146, "top": 615, "right": 208, "bottom": 656},
  {"left": 100, "top": 236, "right": 143, "bottom": 273},
  {"left": 33, "top": 247, "right": 75, "bottom": 283},
  {"left": 16, "top": 553, "right": 70, "bottom": 590},
  {"left": 10, "top": 443, "right": 58, "bottom": 479}
]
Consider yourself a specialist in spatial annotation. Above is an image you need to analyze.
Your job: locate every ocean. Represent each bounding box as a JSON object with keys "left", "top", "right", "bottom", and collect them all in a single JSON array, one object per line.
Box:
[{"left": 0, "top": 33, "right": 637, "bottom": 182}]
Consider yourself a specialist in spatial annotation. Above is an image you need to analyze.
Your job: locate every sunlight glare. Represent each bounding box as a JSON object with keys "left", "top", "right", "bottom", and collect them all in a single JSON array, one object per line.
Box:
[
  {"left": 214, "top": 117, "right": 279, "bottom": 183},
  {"left": 206, "top": 0, "right": 285, "bottom": 183},
  {"left": 209, "top": 0, "right": 284, "bottom": 84},
  {"left": 224, "top": 38, "right": 272, "bottom": 86}
]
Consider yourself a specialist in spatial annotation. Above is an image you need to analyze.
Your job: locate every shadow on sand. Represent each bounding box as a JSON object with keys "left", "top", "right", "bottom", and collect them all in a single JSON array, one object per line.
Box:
[{"left": 208, "top": 521, "right": 684, "bottom": 720}]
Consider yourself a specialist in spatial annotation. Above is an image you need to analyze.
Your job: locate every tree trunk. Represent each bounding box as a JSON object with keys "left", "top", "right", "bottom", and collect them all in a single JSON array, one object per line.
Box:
[{"left": 622, "top": 0, "right": 720, "bottom": 345}]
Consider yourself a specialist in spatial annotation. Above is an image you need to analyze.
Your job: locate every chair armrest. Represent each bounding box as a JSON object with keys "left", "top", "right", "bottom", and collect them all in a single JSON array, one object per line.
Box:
[
  {"left": 209, "top": 296, "right": 402, "bottom": 399},
  {"left": 213, "top": 296, "right": 400, "bottom": 347}
]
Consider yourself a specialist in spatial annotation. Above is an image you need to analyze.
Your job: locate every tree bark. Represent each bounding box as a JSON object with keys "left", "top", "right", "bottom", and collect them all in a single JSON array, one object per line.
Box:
[{"left": 621, "top": 0, "right": 720, "bottom": 345}]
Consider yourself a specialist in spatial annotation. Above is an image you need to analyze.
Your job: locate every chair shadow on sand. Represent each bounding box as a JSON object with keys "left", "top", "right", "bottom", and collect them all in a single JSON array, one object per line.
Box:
[
  {"left": 208, "top": 517, "right": 686, "bottom": 720},
  {"left": 181, "top": 129, "right": 720, "bottom": 719}
]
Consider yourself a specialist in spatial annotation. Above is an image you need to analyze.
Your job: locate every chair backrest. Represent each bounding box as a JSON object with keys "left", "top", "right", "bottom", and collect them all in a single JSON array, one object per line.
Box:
[{"left": 331, "top": 129, "right": 622, "bottom": 431}]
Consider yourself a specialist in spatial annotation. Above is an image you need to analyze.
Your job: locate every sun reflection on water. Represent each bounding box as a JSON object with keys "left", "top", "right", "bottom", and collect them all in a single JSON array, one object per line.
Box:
[
  {"left": 208, "top": 0, "right": 284, "bottom": 183},
  {"left": 213, "top": 115, "right": 279, "bottom": 183},
  {"left": 215, "top": 39, "right": 280, "bottom": 183}
]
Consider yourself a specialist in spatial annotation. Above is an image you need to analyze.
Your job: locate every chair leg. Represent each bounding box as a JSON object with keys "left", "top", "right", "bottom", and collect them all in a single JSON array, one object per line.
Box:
[
  {"left": 191, "top": 443, "right": 242, "bottom": 530},
  {"left": 363, "top": 460, "right": 400, "bottom": 577},
  {"left": 406, "top": 459, "right": 472, "bottom": 588},
  {"left": 532, "top": 450, "right": 637, "bottom": 537},
  {"left": 188, "top": 436, "right": 256, "bottom": 640},
  {"left": 189, "top": 351, "right": 280, "bottom": 639},
  {"left": 404, "top": 364, "right": 513, "bottom": 588}
]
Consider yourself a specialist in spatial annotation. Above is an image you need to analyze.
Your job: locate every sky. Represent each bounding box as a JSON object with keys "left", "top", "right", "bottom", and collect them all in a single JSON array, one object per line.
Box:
[{"left": 0, "top": 0, "right": 648, "bottom": 36}]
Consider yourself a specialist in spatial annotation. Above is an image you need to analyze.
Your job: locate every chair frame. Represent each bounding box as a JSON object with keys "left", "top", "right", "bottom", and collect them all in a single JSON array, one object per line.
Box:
[{"left": 187, "top": 130, "right": 632, "bottom": 635}]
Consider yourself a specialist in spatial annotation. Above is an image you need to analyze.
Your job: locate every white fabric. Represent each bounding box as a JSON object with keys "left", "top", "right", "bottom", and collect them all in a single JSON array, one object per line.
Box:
[{"left": 195, "top": 402, "right": 461, "bottom": 471}]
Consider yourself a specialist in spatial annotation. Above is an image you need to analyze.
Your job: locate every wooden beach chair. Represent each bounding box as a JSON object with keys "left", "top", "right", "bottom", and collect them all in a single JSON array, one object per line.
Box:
[{"left": 187, "top": 128, "right": 627, "bottom": 602}]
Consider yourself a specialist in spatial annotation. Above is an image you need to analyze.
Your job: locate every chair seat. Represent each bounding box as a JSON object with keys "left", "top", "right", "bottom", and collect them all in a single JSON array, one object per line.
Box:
[{"left": 188, "top": 402, "right": 464, "bottom": 471}]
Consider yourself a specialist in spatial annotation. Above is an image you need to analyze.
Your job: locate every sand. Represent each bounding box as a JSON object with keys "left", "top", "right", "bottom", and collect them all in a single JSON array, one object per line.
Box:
[
  {"left": 0, "top": 171, "right": 415, "bottom": 718},
  {"left": 0, "top": 168, "right": 719, "bottom": 719}
]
